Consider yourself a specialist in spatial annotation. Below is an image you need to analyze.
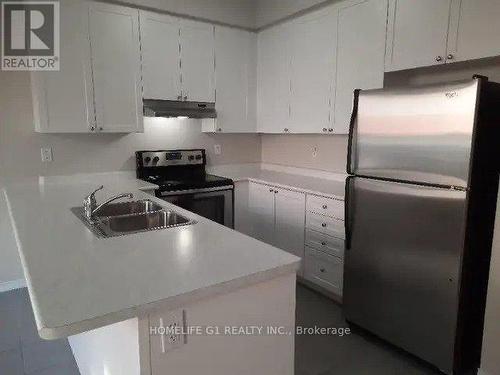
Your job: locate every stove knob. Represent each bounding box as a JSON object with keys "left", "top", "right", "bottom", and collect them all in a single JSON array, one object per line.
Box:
[
  {"left": 153, "top": 156, "right": 160, "bottom": 164},
  {"left": 144, "top": 157, "right": 151, "bottom": 164},
  {"left": 195, "top": 154, "right": 202, "bottom": 160},
  {"left": 188, "top": 155, "right": 194, "bottom": 161}
]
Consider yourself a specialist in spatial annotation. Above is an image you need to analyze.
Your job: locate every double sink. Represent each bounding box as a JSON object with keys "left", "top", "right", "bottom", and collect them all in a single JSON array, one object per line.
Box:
[{"left": 74, "top": 199, "right": 194, "bottom": 238}]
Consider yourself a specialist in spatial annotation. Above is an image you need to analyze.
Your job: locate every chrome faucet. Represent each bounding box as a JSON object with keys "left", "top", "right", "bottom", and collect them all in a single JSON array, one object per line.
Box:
[{"left": 83, "top": 185, "right": 133, "bottom": 221}]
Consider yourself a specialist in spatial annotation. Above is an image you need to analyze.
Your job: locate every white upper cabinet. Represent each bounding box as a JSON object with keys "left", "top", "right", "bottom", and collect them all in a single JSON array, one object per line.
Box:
[
  {"left": 385, "top": 0, "right": 453, "bottom": 71},
  {"left": 180, "top": 20, "right": 215, "bottom": 102},
  {"left": 140, "top": 12, "right": 181, "bottom": 100},
  {"left": 32, "top": 0, "right": 95, "bottom": 133},
  {"left": 212, "top": 26, "right": 257, "bottom": 133},
  {"left": 89, "top": 2, "right": 143, "bottom": 133},
  {"left": 334, "top": 0, "right": 388, "bottom": 134},
  {"left": 257, "top": 24, "right": 291, "bottom": 133},
  {"left": 447, "top": 0, "right": 500, "bottom": 63},
  {"left": 289, "top": 7, "right": 337, "bottom": 134}
]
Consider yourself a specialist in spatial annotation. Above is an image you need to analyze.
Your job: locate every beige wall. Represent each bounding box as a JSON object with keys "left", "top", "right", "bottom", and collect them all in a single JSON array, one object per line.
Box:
[
  {"left": 255, "top": 0, "right": 339, "bottom": 28},
  {"left": 106, "top": 0, "right": 256, "bottom": 29},
  {"left": 0, "top": 71, "right": 261, "bottom": 180},
  {"left": 261, "top": 134, "right": 348, "bottom": 173},
  {"left": 481, "top": 185, "right": 500, "bottom": 375}
]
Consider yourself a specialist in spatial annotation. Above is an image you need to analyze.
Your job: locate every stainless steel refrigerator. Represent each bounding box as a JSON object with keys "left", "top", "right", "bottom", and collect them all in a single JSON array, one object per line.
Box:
[{"left": 344, "top": 77, "right": 500, "bottom": 375}]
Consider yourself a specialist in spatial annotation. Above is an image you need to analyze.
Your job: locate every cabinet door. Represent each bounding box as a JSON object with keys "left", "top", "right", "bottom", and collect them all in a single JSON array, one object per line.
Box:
[
  {"left": 289, "top": 6, "right": 337, "bottom": 134},
  {"left": 274, "top": 188, "right": 306, "bottom": 261},
  {"left": 140, "top": 11, "right": 181, "bottom": 100},
  {"left": 385, "top": 0, "right": 452, "bottom": 71},
  {"left": 32, "top": 0, "right": 94, "bottom": 133},
  {"left": 214, "top": 27, "right": 257, "bottom": 133},
  {"left": 257, "top": 24, "right": 291, "bottom": 133},
  {"left": 180, "top": 20, "right": 215, "bottom": 102},
  {"left": 248, "top": 182, "right": 275, "bottom": 245},
  {"left": 334, "top": 0, "right": 387, "bottom": 134},
  {"left": 447, "top": 0, "right": 500, "bottom": 63},
  {"left": 89, "top": 2, "right": 143, "bottom": 133}
]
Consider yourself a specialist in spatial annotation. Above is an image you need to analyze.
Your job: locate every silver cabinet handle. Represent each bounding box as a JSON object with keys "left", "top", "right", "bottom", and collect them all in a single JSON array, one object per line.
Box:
[
  {"left": 320, "top": 268, "right": 326, "bottom": 273},
  {"left": 447, "top": 54, "right": 454, "bottom": 60},
  {"left": 217, "top": 128, "right": 222, "bottom": 132},
  {"left": 436, "top": 56, "right": 443, "bottom": 62},
  {"left": 269, "top": 188, "right": 273, "bottom": 192},
  {"left": 328, "top": 128, "right": 333, "bottom": 132},
  {"left": 177, "top": 95, "right": 182, "bottom": 100},
  {"left": 274, "top": 190, "right": 278, "bottom": 193},
  {"left": 284, "top": 128, "right": 289, "bottom": 132},
  {"left": 89, "top": 125, "right": 95, "bottom": 132},
  {"left": 322, "top": 205, "right": 327, "bottom": 209},
  {"left": 321, "top": 241, "right": 327, "bottom": 246},
  {"left": 322, "top": 128, "right": 328, "bottom": 132},
  {"left": 98, "top": 127, "right": 103, "bottom": 131},
  {"left": 322, "top": 223, "right": 327, "bottom": 228},
  {"left": 184, "top": 96, "right": 188, "bottom": 101}
]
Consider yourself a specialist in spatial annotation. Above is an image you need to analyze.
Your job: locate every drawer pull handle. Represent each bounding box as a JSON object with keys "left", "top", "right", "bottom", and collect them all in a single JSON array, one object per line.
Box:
[
  {"left": 320, "top": 268, "right": 326, "bottom": 273},
  {"left": 321, "top": 242, "right": 327, "bottom": 246},
  {"left": 321, "top": 223, "right": 327, "bottom": 228},
  {"left": 269, "top": 188, "right": 273, "bottom": 192},
  {"left": 322, "top": 205, "right": 327, "bottom": 209}
]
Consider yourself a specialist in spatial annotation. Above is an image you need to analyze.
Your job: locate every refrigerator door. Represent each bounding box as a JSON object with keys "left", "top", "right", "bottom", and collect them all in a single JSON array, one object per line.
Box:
[
  {"left": 344, "top": 177, "right": 467, "bottom": 374},
  {"left": 348, "top": 79, "right": 480, "bottom": 188}
]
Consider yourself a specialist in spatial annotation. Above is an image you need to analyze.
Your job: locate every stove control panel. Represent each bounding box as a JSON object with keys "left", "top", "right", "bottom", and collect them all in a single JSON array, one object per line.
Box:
[{"left": 137, "top": 150, "right": 205, "bottom": 167}]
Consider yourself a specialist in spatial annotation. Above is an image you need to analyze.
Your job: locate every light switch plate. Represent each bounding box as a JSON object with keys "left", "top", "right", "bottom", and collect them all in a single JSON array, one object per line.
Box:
[
  {"left": 41, "top": 147, "right": 53, "bottom": 162},
  {"left": 214, "top": 144, "right": 222, "bottom": 155}
]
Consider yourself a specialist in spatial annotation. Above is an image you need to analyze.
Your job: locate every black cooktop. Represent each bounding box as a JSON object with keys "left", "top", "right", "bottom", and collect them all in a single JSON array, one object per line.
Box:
[{"left": 144, "top": 173, "right": 233, "bottom": 192}]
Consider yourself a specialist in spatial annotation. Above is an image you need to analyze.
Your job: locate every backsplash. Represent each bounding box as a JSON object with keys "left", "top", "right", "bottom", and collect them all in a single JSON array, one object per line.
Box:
[
  {"left": 261, "top": 134, "right": 348, "bottom": 173},
  {"left": 0, "top": 71, "right": 261, "bottom": 179}
]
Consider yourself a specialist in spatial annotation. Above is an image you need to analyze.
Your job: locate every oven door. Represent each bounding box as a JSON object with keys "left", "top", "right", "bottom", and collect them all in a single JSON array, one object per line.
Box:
[{"left": 157, "top": 186, "right": 234, "bottom": 228}]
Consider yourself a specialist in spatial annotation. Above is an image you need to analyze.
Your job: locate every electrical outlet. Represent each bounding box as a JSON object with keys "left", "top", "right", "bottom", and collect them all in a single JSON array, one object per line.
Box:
[
  {"left": 41, "top": 147, "right": 53, "bottom": 162},
  {"left": 159, "top": 309, "right": 186, "bottom": 354},
  {"left": 312, "top": 146, "right": 318, "bottom": 158},
  {"left": 214, "top": 144, "right": 222, "bottom": 155}
]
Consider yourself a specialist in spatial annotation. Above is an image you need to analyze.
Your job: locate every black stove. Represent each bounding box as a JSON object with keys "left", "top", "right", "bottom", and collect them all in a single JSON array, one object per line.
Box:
[
  {"left": 143, "top": 173, "right": 233, "bottom": 192},
  {"left": 135, "top": 149, "right": 234, "bottom": 228},
  {"left": 136, "top": 149, "right": 233, "bottom": 192}
]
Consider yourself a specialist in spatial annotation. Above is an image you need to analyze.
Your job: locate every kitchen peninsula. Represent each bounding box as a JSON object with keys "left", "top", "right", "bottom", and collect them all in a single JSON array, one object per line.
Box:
[{"left": 4, "top": 175, "right": 300, "bottom": 375}]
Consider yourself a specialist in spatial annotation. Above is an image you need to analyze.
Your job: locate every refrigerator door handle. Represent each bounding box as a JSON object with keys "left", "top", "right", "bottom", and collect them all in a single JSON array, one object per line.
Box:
[
  {"left": 346, "top": 89, "right": 361, "bottom": 175},
  {"left": 344, "top": 176, "right": 355, "bottom": 250}
]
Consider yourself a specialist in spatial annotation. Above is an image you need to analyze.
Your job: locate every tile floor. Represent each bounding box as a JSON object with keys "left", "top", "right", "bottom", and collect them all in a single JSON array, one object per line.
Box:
[
  {"left": 0, "top": 288, "right": 79, "bottom": 375},
  {"left": 295, "top": 285, "right": 443, "bottom": 375},
  {"left": 0, "top": 285, "right": 443, "bottom": 375}
]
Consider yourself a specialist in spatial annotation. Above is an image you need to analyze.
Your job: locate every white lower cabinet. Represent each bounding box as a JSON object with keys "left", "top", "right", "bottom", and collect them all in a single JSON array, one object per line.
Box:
[
  {"left": 243, "top": 181, "right": 345, "bottom": 296},
  {"left": 304, "top": 247, "right": 343, "bottom": 296},
  {"left": 248, "top": 182, "right": 276, "bottom": 245},
  {"left": 247, "top": 182, "right": 306, "bottom": 274},
  {"left": 274, "top": 188, "right": 306, "bottom": 263}
]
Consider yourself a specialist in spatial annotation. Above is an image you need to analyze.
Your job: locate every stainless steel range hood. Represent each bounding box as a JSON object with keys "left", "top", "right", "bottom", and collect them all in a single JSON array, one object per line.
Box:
[{"left": 143, "top": 99, "right": 216, "bottom": 118}]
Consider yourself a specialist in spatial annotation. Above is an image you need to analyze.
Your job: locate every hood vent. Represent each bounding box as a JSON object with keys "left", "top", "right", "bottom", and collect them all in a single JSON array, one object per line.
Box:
[{"left": 143, "top": 99, "right": 216, "bottom": 119}]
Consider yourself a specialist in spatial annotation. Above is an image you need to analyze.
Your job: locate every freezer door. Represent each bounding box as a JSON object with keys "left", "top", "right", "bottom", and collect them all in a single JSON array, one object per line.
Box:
[
  {"left": 349, "top": 79, "right": 480, "bottom": 188},
  {"left": 344, "top": 177, "right": 467, "bottom": 374}
]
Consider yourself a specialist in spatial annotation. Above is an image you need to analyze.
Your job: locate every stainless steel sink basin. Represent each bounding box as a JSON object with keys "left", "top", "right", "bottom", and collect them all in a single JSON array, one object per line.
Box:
[
  {"left": 72, "top": 206, "right": 195, "bottom": 238},
  {"left": 93, "top": 199, "right": 164, "bottom": 218},
  {"left": 96, "top": 210, "right": 192, "bottom": 237}
]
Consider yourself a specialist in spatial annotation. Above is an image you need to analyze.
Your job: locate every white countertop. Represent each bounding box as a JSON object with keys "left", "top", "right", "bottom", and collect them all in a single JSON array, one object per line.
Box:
[
  {"left": 4, "top": 174, "right": 300, "bottom": 340},
  {"left": 209, "top": 164, "right": 346, "bottom": 200}
]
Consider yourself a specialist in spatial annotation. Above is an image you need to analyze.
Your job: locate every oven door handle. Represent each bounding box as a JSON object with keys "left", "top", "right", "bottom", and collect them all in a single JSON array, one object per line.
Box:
[{"left": 158, "top": 185, "right": 233, "bottom": 197}]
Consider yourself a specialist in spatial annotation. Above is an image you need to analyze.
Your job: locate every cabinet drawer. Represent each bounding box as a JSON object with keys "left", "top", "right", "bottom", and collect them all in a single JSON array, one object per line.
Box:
[
  {"left": 304, "top": 246, "right": 343, "bottom": 296},
  {"left": 306, "top": 195, "right": 344, "bottom": 220},
  {"left": 305, "top": 230, "right": 344, "bottom": 258},
  {"left": 306, "top": 212, "right": 345, "bottom": 239}
]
